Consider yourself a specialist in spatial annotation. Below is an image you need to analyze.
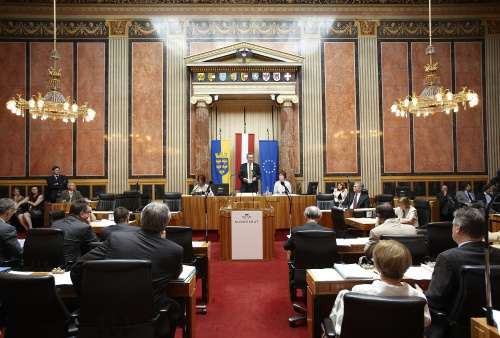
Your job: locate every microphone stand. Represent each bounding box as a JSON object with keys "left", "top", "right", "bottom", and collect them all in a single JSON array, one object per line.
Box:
[
  {"left": 282, "top": 181, "right": 293, "bottom": 235},
  {"left": 204, "top": 181, "right": 212, "bottom": 243},
  {"left": 484, "top": 185, "right": 499, "bottom": 326}
]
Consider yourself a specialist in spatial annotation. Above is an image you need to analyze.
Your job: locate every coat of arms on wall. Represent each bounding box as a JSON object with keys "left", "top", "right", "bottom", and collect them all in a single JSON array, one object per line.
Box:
[{"left": 236, "top": 48, "right": 252, "bottom": 63}]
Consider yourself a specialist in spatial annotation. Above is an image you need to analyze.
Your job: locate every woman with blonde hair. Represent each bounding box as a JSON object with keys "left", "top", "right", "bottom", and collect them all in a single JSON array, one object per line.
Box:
[
  {"left": 329, "top": 240, "right": 431, "bottom": 335},
  {"left": 395, "top": 196, "right": 419, "bottom": 227}
]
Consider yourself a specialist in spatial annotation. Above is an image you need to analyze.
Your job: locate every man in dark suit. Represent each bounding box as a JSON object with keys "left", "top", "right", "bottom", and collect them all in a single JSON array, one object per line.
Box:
[
  {"left": 425, "top": 207, "right": 500, "bottom": 338},
  {"left": 57, "top": 182, "right": 84, "bottom": 203},
  {"left": 238, "top": 152, "right": 261, "bottom": 193},
  {"left": 99, "top": 206, "right": 139, "bottom": 242},
  {"left": 46, "top": 165, "right": 68, "bottom": 202},
  {"left": 71, "top": 202, "right": 183, "bottom": 338},
  {"left": 284, "top": 205, "right": 333, "bottom": 251},
  {"left": 436, "top": 184, "right": 458, "bottom": 221},
  {"left": 0, "top": 199, "right": 23, "bottom": 266},
  {"left": 342, "top": 182, "right": 371, "bottom": 209},
  {"left": 476, "top": 187, "right": 500, "bottom": 213},
  {"left": 51, "top": 199, "right": 98, "bottom": 268}
]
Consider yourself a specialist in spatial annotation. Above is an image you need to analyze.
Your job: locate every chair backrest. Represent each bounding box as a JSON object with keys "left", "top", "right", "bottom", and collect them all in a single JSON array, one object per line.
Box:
[
  {"left": 96, "top": 193, "right": 116, "bottom": 211},
  {"left": 163, "top": 192, "right": 182, "bottom": 212},
  {"left": 141, "top": 193, "right": 151, "bottom": 208},
  {"left": 163, "top": 226, "right": 195, "bottom": 263},
  {"left": 123, "top": 190, "right": 141, "bottom": 211},
  {"left": 414, "top": 198, "right": 431, "bottom": 227},
  {"left": 340, "top": 293, "right": 426, "bottom": 338},
  {"left": 115, "top": 194, "right": 125, "bottom": 208},
  {"left": 23, "top": 228, "right": 66, "bottom": 271},
  {"left": 447, "top": 265, "right": 500, "bottom": 334},
  {"left": 78, "top": 259, "right": 156, "bottom": 338},
  {"left": 376, "top": 194, "right": 395, "bottom": 207},
  {"left": 426, "top": 221, "right": 457, "bottom": 261},
  {"left": 49, "top": 209, "right": 66, "bottom": 225},
  {"left": 0, "top": 274, "right": 70, "bottom": 338},
  {"left": 331, "top": 207, "right": 348, "bottom": 239},
  {"left": 316, "top": 194, "right": 334, "bottom": 210},
  {"left": 380, "top": 234, "right": 426, "bottom": 265},
  {"left": 294, "top": 231, "right": 339, "bottom": 290}
]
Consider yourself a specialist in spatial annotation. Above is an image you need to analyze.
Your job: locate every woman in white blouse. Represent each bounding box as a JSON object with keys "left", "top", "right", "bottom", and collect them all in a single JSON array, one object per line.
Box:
[
  {"left": 191, "top": 174, "right": 214, "bottom": 196},
  {"left": 395, "top": 196, "right": 419, "bottom": 227},
  {"left": 273, "top": 171, "right": 292, "bottom": 195},
  {"left": 333, "top": 183, "right": 348, "bottom": 206}
]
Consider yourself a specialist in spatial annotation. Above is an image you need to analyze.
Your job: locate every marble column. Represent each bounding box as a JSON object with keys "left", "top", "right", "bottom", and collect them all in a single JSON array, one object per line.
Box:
[
  {"left": 106, "top": 19, "right": 132, "bottom": 193},
  {"left": 484, "top": 22, "right": 500, "bottom": 180},
  {"left": 190, "top": 95, "right": 213, "bottom": 181},
  {"left": 277, "top": 95, "right": 299, "bottom": 193},
  {"left": 356, "top": 20, "right": 381, "bottom": 196}
]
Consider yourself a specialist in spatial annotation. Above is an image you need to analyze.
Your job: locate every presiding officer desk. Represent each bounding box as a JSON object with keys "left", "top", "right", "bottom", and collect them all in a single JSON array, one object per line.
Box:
[{"left": 306, "top": 267, "right": 432, "bottom": 338}]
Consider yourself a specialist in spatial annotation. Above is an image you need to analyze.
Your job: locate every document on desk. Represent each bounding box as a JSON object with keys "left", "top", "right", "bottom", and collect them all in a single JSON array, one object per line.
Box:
[
  {"left": 310, "top": 268, "right": 344, "bottom": 281},
  {"left": 404, "top": 266, "right": 433, "bottom": 280},
  {"left": 334, "top": 264, "right": 374, "bottom": 279},
  {"left": 345, "top": 237, "right": 369, "bottom": 245},
  {"left": 192, "top": 241, "right": 204, "bottom": 247},
  {"left": 336, "top": 239, "right": 351, "bottom": 247},
  {"left": 175, "top": 265, "right": 196, "bottom": 281}
]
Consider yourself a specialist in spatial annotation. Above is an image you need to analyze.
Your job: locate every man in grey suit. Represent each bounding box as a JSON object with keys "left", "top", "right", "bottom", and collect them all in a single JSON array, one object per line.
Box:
[
  {"left": 0, "top": 199, "right": 23, "bottom": 265},
  {"left": 57, "top": 182, "right": 84, "bottom": 203},
  {"left": 456, "top": 182, "right": 485, "bottom": 215},
  {"left": 425, "top": 207, "right": 500, "bottom": 338},
  {"left": 99, "top": 206, "right": 139, "bottom": 242},
  {"left": 364, "top": 202, "right": 417, "bottom": 259}
]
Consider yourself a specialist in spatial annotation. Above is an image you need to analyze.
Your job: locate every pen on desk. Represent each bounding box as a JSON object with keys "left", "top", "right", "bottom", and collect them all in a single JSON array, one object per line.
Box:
[{"left": 373, "top": 271, "right": 379, "bottom": 275}]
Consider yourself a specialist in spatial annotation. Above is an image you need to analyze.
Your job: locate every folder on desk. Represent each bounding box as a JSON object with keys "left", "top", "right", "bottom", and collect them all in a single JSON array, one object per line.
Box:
[
  {"left": 334, "top": 263, "right": 373, "bottom": 279},
  {"left": 175, "top": 265, "right": 196, "bottom": 281}
]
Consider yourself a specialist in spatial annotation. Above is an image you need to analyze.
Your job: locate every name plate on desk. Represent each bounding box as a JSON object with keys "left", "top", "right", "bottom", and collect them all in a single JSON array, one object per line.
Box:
[{"left": 231, "top": 210, "right": 263, "bottom": 260}]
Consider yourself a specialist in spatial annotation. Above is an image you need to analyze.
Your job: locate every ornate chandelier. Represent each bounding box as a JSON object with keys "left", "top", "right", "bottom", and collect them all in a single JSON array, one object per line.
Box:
[
  {"left": 391, "top": 0, "right": 479, "bottom": 118},
  {"left": 5, "top": 0, "right": 96, "bottom": 123}
]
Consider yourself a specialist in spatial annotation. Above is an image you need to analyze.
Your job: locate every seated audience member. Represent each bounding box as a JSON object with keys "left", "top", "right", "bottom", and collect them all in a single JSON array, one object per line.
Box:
[
  {"left": 57, "top": 182, "right": 84, "bottom": 203},
  {"left": 364, "top": 202, "right": 417, "bottom": 259},
  {"left": 333, "top": 183, "right": 348, "bottom": 206},
  {"left": 456, "top": 183, "right": 485, "bottom": 215},
  {"left": 476, "top": 187, "right": 500, "bottom": 214},
  {"left": 273, "top": 170, "right": 292, "bottom": 195},
  {"left": 329, "top": 240, "right": 431, "bottom": 335},
  {"left": 17, "top": 186, "right": 44, "bottom": 230},
  {"left": 0, "top": 199, "right": 23, "bottom": 265},
  {"left": 436, "top": 184, "right": 458, "bottom": 221},
  {"left": 342, "top": 182, "right": 371, "bottom": 209},
  {"left": 10, "top": 187, "right": 27, "bottom": 230},
  {"left": 99, "top": 206, "right": 139, "bottom": 242},
  {"left": 82, "top": 198, "right": 97, "bottom": 224},
  {"left": 425, "top": 207, "right": 500, "bottom": 338},
  {"left": 46, "top": 165, "right": 68, "bottom": 202},
  {"left": 71, "top": 202, "right": 183, "bottom": 338},
  {"left": 284, "top": 206, "right": 333, "bottom": 251},
  {"left": 190, "top": 174, "right": 214, "bottom": 196},
  {"left": 395, "top": 196, "right": 419, "bottom": 227},
  {"left": 51, "top": 199, "right": 98, "bottom": 267}
]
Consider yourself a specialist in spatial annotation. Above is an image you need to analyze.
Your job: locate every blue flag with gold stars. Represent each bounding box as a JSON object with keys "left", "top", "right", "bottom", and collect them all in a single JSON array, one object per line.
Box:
[{"left": 259, "top": 140, "right": 278, "bottom": 195}]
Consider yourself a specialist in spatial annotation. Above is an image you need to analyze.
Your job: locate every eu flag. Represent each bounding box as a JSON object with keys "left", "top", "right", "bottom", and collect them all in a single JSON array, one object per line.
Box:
[{"left": 259, "top": 140, "right": 278, "bottom": 195}]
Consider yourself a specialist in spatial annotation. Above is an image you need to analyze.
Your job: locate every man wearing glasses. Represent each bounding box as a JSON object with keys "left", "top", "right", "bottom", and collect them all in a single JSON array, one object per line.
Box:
[
  {"left": 0, "top": 198, "right": 23, "bottom": 266},
  {"left": 51, "top": 199, "right": 97, "bottom": 269}
]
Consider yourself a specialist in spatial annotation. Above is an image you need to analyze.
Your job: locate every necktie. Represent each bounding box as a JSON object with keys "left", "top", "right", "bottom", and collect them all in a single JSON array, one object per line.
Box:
[
  {"left": 353, "top": 194, "right": 358, "bottom": 209},
  {"left": 248, "top": 164, "right": 252, "bottom": 180},
  {"left": 467, "top": 191, "right": 473, "bottom": 202}
]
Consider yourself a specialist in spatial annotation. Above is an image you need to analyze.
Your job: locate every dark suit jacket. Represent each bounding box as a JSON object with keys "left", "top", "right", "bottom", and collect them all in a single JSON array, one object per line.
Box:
[
  {"left": 57, "top": 189, "right": 84, "bottom": 203},
  {"left": 436, "top": 191, "right": 458, "bottom": 218},
  {"left": 99, "top": 222, "right": 140, "bottom": 242},
  {"left": 0, "top": 219, "right": 23, "bottom": 264},
  {"left": 342, "top": 192, "right": 371, "bottom": 209},
  {"left": 46, "top": 174, "right": 68, "bottom": 202},
  {"left": 283, "top": 221, "right": 333, "bottom": 251},
  {"left": 51, "top": 216, "right": 98, "bottom": 266},
  {"left": 70, "top": 230, "right": 183, "bottom": 312},
  {"left": 238, "top": 162, "right": 261, "bottom": 193},
  {"left": 426, "top": 241, "right": 500, "bottom": 315}
]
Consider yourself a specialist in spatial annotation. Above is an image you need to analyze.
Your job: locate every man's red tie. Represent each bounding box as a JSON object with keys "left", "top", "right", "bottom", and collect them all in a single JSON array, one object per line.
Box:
[{"left": 353, "top": 194, "right": 358, "bottom": 209}]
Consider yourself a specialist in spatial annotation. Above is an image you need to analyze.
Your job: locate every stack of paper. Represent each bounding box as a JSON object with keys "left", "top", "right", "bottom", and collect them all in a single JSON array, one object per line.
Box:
[
  {"left": 176, "top": 265, "right": 196, "bottom": 281},
  {"left": 334, "top": 263, "right": 373, "bottom": 279}
]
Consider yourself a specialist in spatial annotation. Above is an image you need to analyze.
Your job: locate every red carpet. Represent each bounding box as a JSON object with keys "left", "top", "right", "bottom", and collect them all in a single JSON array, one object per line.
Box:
[{"left": 181, "top": 240, "right": 308, "bottom": 338}]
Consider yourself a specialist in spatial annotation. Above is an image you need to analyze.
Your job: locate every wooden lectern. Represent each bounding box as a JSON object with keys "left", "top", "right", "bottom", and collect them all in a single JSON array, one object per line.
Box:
[{"left": 219, "top": 201, "right": 275, "bottom": 261}]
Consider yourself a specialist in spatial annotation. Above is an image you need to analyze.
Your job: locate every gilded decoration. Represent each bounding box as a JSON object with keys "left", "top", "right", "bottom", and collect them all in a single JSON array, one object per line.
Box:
[
  {"left": 105, "top": 19, "right": 131, "bottom": 37},
  {"left": 0, "top": 20, "right": 107, "bottom": 38},
  {"left": 484, "top": 19, "right": 500, "bottom": 36},
  {"left": 129, "top": 21, "right": 166, "bottom": 38},
  {"left": 322, "top": 21, "right": 357, "bottom": 38},
  {"left": 0, "top": 0, "right": 495, "bottom": 4},
  {"left": 187, "top": 21, "right": 299, "bottom": 38},
  {"left": 355, "top": 20, "right": 379, "bottom": 38},
  {"left": 378, "top": 20, "right": 484, "bottom": 38}
]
